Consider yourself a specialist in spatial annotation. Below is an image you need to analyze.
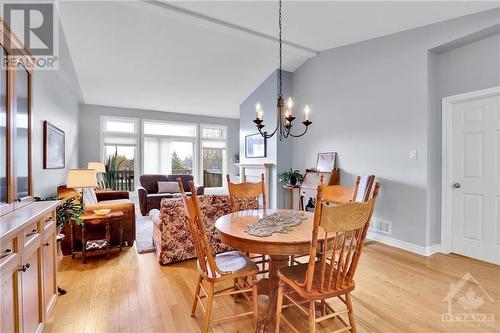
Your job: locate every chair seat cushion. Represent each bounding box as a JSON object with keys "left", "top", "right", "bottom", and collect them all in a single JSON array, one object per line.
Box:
[
  {"left": 147, "top": 193, "right": 184, "bottom": 199},
  {"left": 202, "top": 251, "right": 258, "bottom": 281},
  {"left": 278, "top": 263, "right": 354, "bottom": 299},
  {"left": 97, "top": 199, "right": 131, "bottom": 205}
]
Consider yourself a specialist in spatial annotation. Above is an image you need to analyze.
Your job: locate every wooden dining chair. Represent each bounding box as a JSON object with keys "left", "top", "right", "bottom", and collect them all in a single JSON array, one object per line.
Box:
[
  {"left": 226, "top": 173, "right": 267, "bottom": 211},
  {"left": 177, "top": 179, "right": 259, "bottom": 333},
  {"left": 226, "top": 174, "right": 269, "bottom": 274},
  {"left": 291, "top": 176, "right": 369, "bottom": 266},
  {"left": 275, "top": 182, "right": 380, "bottom": 333},
  {"left": 354, "top": 175, "right": 375, "bottom": 203},
  {"left": 321, "top": 176, "right": 361, "bottom": 204}
]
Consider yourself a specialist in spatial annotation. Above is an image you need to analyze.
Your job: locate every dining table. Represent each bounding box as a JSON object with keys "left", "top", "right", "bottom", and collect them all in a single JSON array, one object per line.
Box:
[{"left": 215, "top": 208, "right": 331, "bottom": 333}]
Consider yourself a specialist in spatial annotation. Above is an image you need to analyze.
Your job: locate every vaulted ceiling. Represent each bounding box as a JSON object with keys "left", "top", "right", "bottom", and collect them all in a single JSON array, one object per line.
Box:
[{"left": 58, "top": 1, "right": 500, "bottom": 118}]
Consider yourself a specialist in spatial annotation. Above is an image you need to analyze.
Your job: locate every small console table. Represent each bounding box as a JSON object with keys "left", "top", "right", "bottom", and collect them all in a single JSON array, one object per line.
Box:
[
  {"left": 282, "top": 184, "right": 300, "bottom": 210},
  {"left": 71, "top": 211, "right": 123, "bottom": 264}
]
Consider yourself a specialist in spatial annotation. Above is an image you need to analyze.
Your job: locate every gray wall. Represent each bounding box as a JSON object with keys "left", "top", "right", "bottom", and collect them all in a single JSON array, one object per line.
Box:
[
  {"left": 290, "top": 9, "right": 500, "bottom": 247},
  {"left": 239, "top": 70, "right": 293, "bottom": 208},
  {"left": 32, "top": 21, "right": 82, "bottom": 197},
  {"left": 78, "top": 104, "right": 240, "bottom": 181},
  {"left": 427, "top": 33, "right": 500, "bottom": 245}
]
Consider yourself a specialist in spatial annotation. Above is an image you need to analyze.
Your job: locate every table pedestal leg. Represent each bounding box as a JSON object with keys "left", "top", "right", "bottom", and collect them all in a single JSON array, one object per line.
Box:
[{"left": 256, "top": 255, "right": 289, "bottom": 333}]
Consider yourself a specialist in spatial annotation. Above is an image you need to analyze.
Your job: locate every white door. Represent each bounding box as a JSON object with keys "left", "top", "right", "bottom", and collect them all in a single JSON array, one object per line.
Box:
[{"left": 450, "top": 92, "right": 500, "bottom": 264}]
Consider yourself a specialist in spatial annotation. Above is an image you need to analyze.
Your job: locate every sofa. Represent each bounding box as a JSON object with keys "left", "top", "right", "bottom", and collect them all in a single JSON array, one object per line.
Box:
[
  {"left": 137, "top": 174, "right": 204, "bottom": 216},
  {"left": 150, "top": 194, "right": 257, "bottom": 265},
  {"left": 56, "top": 185, "right": 136, "bottom": 255}
]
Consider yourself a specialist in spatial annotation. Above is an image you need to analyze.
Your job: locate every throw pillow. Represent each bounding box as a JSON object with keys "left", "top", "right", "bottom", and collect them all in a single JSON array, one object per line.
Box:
[
  {"left": 158, "top": 181, "right": 180, "bottom": 194},
  {"left": 82, "top": 187, "right": 98, "bottom": 205}
]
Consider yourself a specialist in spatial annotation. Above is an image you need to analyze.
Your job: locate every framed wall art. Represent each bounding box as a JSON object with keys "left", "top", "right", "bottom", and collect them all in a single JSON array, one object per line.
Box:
[
  {"left": 315, "top": 152, "right": 336, "bottom": 172},
  {"left": 245, "top": 133, "right": 266, "bottom": 158},
  {"left": 43, "top": 121, "right": 65, "bottom": 169}
]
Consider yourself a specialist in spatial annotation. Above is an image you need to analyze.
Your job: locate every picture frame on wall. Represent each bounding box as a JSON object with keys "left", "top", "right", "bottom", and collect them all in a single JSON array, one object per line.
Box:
[
  {"left": 316, "top": 152, "right": 336, "bottom": 172},
  {"left": 43, "top": 121, "right": 65, "bottom": 169},
  {"left": 245, "top": 133, "right": 267, "bottom": 158}
]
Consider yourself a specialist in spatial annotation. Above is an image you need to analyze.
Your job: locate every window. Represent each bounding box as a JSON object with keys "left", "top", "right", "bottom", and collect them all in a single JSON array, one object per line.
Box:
[
  {"left": 143, "top": 120, "right": 197, "bottom": 176},
  {"left": 201, "top": 125, "right": 227, "bottom": 189},
  {"left": 100, "top": 116, "right": 139, "bottom": 191},
  {"left": 144, "top": 121, "right": 196, "bottom": 137},
  {"left": 99, "top": 119, "right": 228, "bottom": 190}
]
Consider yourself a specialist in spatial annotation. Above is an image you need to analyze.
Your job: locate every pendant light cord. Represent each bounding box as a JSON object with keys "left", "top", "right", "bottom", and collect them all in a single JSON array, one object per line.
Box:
[{"left": 278, "top": 0, "right": 283, "bottom": 98}]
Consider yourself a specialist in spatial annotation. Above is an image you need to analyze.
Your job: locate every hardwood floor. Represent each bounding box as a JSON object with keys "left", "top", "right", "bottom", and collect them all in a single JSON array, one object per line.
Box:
[{"left": 45, "top": 242, "right": 500, "bottom": 333}]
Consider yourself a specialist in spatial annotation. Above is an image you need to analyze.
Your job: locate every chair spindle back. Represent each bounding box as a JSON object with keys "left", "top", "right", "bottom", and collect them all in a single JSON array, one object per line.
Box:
[
  {"left": 320, "top": 176, "right": 361, "bottom": 204},
  {"left": 226, "top": 174, "right": 266, "bottom": 212},
  {"left": 177, "top": 179, "right": 228, "bottom": 278},
  {"left": 302, "top": 182, "right": 381, "bottom": 293}
]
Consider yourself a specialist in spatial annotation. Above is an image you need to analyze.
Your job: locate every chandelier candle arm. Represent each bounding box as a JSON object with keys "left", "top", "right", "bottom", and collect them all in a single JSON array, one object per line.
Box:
[{"left": 252, "top": 0, "right": 312, "bottom": 141}]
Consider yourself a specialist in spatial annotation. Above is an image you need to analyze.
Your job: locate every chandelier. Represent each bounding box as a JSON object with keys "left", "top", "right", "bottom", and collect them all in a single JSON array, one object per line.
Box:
[{"left": 253, "top": 0, "right": 312, "bottom": 141}]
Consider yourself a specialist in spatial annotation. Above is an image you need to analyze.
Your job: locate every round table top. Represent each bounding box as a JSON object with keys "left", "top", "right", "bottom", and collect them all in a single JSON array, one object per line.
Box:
[{"left": 215, "top": 209, "right": 326, "bottom": 256}]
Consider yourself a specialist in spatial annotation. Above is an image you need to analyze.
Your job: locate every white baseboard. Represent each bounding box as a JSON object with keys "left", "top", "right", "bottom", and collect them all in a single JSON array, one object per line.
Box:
[{"left": 366, "top": 232, "right": 441, "bottom": 257}]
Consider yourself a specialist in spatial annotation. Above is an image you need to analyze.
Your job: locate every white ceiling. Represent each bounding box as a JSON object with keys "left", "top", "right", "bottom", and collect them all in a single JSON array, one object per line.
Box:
[{"left": 58, "top": 1, "right": 500, "bottom": 118}]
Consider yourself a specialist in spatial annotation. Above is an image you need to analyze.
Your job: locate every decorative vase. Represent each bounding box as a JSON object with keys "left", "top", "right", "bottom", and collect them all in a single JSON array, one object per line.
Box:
[{"left": 288, "top": 176, "right": 297, "bottom": 186}]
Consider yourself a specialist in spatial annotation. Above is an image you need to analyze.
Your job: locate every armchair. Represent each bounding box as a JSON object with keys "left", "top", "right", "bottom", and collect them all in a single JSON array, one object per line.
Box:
[
  {"left": 57, "top": 185, "right": 136, "bottom": 255},
  {"left": 137, "top": 174, "right": 204, "bottom": 216}
]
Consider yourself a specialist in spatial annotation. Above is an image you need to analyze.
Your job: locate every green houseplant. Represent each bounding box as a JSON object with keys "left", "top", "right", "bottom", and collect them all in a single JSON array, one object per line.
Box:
[
  {"left": 278, "top": 169, "right": 304, "bottom": 186},
  {"left": 35, "top": 196, "right": 84, "bottom": 228},
  {"left": 101, "top": 148, "right": 124, "bottom": 190}
]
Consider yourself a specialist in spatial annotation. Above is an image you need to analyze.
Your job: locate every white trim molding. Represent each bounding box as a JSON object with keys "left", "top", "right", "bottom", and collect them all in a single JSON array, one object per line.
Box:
[
  {"left": 367, "top": 232, "right": 441, "bottom": 257},
  {"left": 440, "top": 86, "right": 500, "bottom": 254}
]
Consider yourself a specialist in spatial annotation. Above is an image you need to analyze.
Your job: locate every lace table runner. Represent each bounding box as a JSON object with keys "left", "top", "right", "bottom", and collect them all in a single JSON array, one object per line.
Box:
[{"left": 245, "top": 211, "right": 307, "bottom": 237}]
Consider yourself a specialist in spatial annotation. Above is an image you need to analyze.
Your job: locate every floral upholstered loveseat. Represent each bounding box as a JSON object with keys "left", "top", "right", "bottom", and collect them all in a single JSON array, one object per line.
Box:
[{"left": 150, "top": 195, "right": 258, "bottom": 265}]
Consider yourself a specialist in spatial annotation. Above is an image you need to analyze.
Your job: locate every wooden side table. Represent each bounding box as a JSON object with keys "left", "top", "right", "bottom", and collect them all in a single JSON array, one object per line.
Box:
[
  {"left": 282, "top": 185, "right": 300, "bottom": 210},
  {"left": 70, "top": 211, "right": 124, "bottom": 264}
]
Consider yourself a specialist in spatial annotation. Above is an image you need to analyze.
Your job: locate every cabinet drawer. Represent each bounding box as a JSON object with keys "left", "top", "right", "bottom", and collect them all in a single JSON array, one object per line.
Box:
[
  {"left": 0, "top": 238, "right": 16, "bottom": 266},
  {"left": 43, "top": 214, "right": 56, "bottom": 235},
  {"left": 23, "top": 222, "right": 41, "bottom": 249}
]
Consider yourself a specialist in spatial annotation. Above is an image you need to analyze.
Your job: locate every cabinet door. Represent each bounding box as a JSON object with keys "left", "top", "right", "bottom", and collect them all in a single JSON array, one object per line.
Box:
[
  {"left": 0, "top": 252, "right": 21, "bottom": 333},
  {"left": 13, "top": 65, "right": 32, "bottom": 209},
  {"left": 0, "top": 45, "right": 13, "bottom": 216},
  {"left": 21, "top": 248, "right": 42, "bottom": 333},
  {"left": 42, "top": 233, "right": 57, "bottom": 314}
]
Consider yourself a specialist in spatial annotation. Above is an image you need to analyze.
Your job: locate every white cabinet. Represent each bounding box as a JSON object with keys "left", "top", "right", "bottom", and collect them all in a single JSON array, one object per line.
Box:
[
  {"left": 0, "top": 247, "right": 20, "bottom": 333},
  {"left": 0, "top": 202, "right": 58, "bottom": 333}
]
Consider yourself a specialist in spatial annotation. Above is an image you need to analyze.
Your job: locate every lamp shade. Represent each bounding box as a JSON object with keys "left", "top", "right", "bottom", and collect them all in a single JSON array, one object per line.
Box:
[
  {"left": 66, "top": 169, "right": 97, "bottom": 188},
  {"left": 87, "top": 162, "right": 106, "bottom": 173}
]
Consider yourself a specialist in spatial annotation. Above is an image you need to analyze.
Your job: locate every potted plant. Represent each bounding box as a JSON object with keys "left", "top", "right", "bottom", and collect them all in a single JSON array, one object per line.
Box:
[
  {"left": 35, "top": 196, "right": 84, "bottom": 229},
  {"left": 279, "top": 169, "right": 304, "bottom": 186},
  {"left": 101, "top": 147, "right": 124, "bottom": 190}
]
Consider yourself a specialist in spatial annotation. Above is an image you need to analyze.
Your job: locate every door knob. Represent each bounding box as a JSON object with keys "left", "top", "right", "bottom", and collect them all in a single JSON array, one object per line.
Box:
[{"left": 453, "top": 183, "right": 461, "bottom": 189}]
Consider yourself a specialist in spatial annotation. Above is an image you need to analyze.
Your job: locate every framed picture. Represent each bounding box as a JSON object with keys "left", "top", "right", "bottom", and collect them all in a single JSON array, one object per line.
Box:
[
  {"left": 43, "top": 121, "right": 65, "bottom": 169},
  {"left": 316, "top": 152, "right": 336, "bottom": 172},
  {"left": 245, "top": 133, "right": 266, "bottom": 158}
]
